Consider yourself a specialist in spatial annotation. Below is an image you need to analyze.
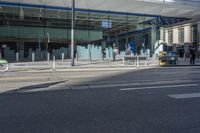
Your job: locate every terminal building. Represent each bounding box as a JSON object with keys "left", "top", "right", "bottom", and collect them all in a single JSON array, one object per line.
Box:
[{"left": 0, "top": 0, "right": 200, "bottom": 61}]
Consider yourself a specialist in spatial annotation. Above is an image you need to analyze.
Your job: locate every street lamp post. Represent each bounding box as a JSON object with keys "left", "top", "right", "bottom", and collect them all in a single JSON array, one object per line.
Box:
[{"left": 71, "top": 0, "right": 75, "bottom": 66}]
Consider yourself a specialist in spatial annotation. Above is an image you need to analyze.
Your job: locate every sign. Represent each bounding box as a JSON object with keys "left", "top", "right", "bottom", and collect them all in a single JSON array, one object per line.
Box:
[
  {"left": 102, "top": 19, "right": 112, "bottom": 28},
  {"left": 128, "top": 41, "right": 136, "bottom": 54}
]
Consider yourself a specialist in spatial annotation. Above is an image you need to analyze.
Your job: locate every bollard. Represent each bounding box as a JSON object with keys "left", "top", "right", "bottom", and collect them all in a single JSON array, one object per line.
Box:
[
  {"left": 145, "top": 56, "right": 147, "bottom": 66},
  {"left": 32, "top": 52, "right": 35, "bottom": 62},
  {"left": 47, "top": 53, "right": 50, "bottom": 62},
  {"left": 52, "top": 55, "right": 56, "bottom": 71},
  {"left": 123, "top": 56, "right": 125, "bottom": 65},
  {"left": 62, "top": 53, "right": 64, "bottom": 62},
  {"left": 136, "top": 56, "right": 139, "bottom": 68},
  {"left": 16, "top": 52, "right": 19, "bottom": 62}
]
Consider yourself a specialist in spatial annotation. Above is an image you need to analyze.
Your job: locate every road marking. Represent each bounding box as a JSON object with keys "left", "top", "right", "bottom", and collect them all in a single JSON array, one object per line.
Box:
[
  {"left": 120, "top": 84, "right": 199, "bottom": 91},
  {"left": 169, "top": 93, "right": 200, "bottom": 99}
]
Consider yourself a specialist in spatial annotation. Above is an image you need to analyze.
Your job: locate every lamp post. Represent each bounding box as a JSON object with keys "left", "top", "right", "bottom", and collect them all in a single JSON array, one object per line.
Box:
[{"left": 71, "top": 0, "right": 75, "bottom": 66}]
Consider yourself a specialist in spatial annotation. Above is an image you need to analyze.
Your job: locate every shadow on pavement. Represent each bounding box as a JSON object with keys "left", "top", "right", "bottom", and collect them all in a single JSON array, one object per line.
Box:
[{"left": 2, "top": 81, "right": 66, "bottom": 94}]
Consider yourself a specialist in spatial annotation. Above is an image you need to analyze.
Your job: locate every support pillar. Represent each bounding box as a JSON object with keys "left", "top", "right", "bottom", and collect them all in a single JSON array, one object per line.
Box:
[
  {"left": 173, "top": 28, "right": 179, "bottom": 44},
  {"left": 184, "top": 25, "right": 192, "bottom": 44},
  {"left": 151, "top": 26, "right": 158, "bottom": 56}
]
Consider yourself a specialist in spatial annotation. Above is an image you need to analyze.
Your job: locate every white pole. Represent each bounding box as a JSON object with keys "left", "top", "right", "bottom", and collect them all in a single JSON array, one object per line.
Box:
[
  {"left": 62, "top": 53, "right": 64, "bottom": 62},
  {"left": 32, "top": 52, "right": 35, "bottom": 62},
  {"left": 123, "top": 56, "right": 125, "bottom": 65},
  {"left": 16, "top": 52, "right": 19, "bottom": 62},
  {"left": 47, "top": 52, "right": 50, "bottom": 62},
  {"left": 53, "top": 55, "right": 56, "bottom": 71},
  {"left": 145, "top": 56, "right": 147, "bottom": 66}
]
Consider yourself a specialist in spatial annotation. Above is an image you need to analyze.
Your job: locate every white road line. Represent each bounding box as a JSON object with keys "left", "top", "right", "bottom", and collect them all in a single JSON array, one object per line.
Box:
[
  {"left": 120, "top": 84, "right": 199, "bottom": 91},
  {"left": 169, "top": 93, "right": 200, "bottom": 99}
]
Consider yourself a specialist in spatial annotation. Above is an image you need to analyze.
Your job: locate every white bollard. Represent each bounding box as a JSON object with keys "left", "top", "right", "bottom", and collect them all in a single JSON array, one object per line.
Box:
[
  {"left": 62, "top": 53, "right": 64, "bottom": 62},
  {"left": 52, "top": 55, "right": 56, "bottom": 71},
  {"left": 32, "top": 52, "right": 35, "bottom": 62},
  {"left": 145, "top": 56, "right": 147, "bottom": 66},
  {"left": 47, "top": 53, "right": 50, "bottom": 62},
  {"left": 16, "top": 52, "right": 19, "bottom": 62},
  {"left": 123, "top": 56, "right": 125, "bottom": 65},
  {"left": 137, "top": 56, "right": 139, "bottom": 68}
]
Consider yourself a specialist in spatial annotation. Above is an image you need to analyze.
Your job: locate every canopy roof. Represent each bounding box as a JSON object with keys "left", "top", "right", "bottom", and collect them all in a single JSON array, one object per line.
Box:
[
  {"left": 0, "top": 0, "right": 200, "bottom": 19},
  {"left": 0, "top": 0, "right": 199, "bottom": 35}
]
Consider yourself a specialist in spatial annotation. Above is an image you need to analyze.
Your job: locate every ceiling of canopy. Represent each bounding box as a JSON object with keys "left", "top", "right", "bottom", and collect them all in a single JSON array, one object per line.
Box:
[
  {"left": 0, "top": 0, "right": 200, "bottom": 18},
  {"left": 0, "top": 0, "right": 199, "bottom": 35},
  {"left": 0, "top": 0, "right": 200, "bottom": 20}
]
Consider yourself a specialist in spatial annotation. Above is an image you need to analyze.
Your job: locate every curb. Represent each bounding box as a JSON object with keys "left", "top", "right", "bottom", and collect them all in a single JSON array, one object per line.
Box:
[
  {"left": 0, "top": 66, "right": 157, "bottom": 83},
  {"left": 0, "top": 76, "right": 64, "bottom": 83},
  {"left": 8, "top": 65, "right": 158, "bottom": 72}
]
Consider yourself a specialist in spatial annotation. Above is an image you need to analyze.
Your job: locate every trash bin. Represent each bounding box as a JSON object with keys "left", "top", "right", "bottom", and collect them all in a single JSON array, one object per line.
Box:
[{"left": 168, "top": 51, "right": 177, "bottom": 65}]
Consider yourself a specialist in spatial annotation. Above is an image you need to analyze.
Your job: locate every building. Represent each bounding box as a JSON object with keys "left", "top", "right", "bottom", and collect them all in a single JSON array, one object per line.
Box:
[{"left": 0, "top": 0, "right": 200, "bottom": 61}]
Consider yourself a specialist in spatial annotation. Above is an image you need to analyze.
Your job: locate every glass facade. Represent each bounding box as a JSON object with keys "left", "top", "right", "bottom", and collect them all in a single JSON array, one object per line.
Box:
[{"left": 0, "top": 3, "right": 168, "bottom": 61}]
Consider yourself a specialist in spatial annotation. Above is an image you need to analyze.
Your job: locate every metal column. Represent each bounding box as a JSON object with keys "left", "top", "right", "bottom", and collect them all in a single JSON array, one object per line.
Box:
[{"left": 71, "top": 0, "right": 75, "bottom": 66}]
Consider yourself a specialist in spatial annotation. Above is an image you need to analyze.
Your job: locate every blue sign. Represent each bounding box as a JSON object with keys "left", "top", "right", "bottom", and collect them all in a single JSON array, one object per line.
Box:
[{"left": 128, "top": 40, "right": 136, "bottom": 54}]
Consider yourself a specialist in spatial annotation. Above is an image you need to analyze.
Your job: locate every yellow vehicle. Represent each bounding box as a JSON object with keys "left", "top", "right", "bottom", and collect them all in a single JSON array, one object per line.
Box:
[{"left": 158, "top": 51, "right": 168, "bottom": 66}]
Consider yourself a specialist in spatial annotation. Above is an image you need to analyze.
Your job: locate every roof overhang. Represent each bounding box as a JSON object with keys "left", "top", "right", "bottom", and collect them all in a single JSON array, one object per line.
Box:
[{"left": 0, "top": 0, "right": 200, "bottom": 19}]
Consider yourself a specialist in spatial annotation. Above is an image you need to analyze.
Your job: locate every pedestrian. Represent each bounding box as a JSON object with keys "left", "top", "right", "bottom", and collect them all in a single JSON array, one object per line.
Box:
[
  {"left": 190, "top": 48, "right": 197, "bottom": 65},
  {"left": 125, "top": 48, "right": 131, "bottom": 55},
  {"left": 198, "top": 46, "right": 200, "bottom": 58}
]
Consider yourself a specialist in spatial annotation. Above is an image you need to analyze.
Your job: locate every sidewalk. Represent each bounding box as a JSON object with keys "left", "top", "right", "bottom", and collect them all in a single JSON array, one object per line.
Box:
[
  {"left": 0, "top": 60, "right": 158, "bottom": 93},
  {"left": 1, "top": 58, "right": 199, "bottom": 93},
  {"left": 177, "top": 58, "right": 200, "bottom": 66},
  {"left": 4, "top": 57, "right": 200, "bottom": 72},
  {"left": 7, "top": 58, "right": 200, "bottom": 72},
  {"left": 8, "top": 59, "right": 159, "bottom": 72}
]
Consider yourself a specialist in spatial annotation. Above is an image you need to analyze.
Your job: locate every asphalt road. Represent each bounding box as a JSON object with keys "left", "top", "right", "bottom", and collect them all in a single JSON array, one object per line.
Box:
[{"left": 0, "top": 67, "right": 200, "bottom": 133}]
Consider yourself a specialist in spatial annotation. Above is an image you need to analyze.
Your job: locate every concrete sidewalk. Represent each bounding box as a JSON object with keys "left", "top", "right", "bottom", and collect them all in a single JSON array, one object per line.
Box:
[
  {"left": 0, "top": 58, "right": 199, "bottom": 93},
  {"left": 0, "top": 59, "right": 158, "bottom": 89},
  {"left": 177, "top": 58, "right": 200, "bottom": 66},
  {"left": 8, "top": 59, "right": 159, "bottom": 72},
  {"left": 6, "top": 58, "right": 200, "bottom": 72}
]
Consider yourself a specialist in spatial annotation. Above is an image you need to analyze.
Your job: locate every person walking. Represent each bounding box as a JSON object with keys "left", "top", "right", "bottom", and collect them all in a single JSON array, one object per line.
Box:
[
  {"left": 190, "top": 48, "right": 197, "bottom": 65},
  {"left": 198, "top": 46, "right": 200, "bottom": 58}
]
